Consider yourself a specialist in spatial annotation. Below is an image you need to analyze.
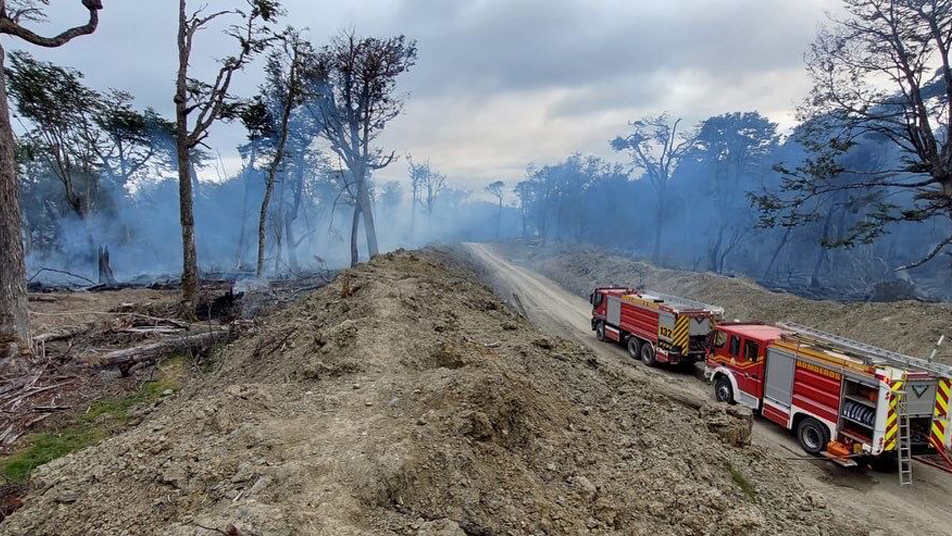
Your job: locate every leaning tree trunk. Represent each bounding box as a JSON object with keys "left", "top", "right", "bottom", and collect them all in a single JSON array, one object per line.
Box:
[
  {"left": 0, "top": 46, "right": 29, "bottom": 361},
  {"left": 763, "top": 227, "right": 792, "bottom": 281},
  {"left": 256, "top": 84, "right": 294, "bottom": 278}
]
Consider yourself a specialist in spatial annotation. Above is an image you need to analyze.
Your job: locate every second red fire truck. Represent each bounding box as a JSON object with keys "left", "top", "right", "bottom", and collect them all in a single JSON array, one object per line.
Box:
[{"left": 589, "top": 286, "right": 723, "bottom": 366}]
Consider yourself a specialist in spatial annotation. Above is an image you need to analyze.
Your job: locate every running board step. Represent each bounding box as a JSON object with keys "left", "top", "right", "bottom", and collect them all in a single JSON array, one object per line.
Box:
[{"left": 821, "top": 452, "right": 858, "bottom": 467}]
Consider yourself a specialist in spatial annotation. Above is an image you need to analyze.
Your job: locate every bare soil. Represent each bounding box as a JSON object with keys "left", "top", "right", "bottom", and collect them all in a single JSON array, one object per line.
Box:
[
  {"left": 1, "top": 249, "right": 864, "bottom": 536},
  {"left": 462, "top": 241, "right": 952, "bottom": 536},
  {"left": 496, "top": 241, "right": 952, "bottom": 364}
]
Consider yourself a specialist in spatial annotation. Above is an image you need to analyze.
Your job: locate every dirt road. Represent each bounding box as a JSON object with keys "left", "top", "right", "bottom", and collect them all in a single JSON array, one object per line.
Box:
[{"left": 465, "top": 242, "right": 952, "bottom": 536}]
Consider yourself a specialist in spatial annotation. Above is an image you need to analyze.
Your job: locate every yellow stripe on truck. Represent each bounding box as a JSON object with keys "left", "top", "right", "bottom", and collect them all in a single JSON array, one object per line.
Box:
[
  {"left": 932, "top": 378, "right": 951, "bottom": 450},
  {"left": 885, "top": 381, "right": 902, "bottom": 451},
  {"left": 673, "top": 315, "right": 689, "bottom": 355}
]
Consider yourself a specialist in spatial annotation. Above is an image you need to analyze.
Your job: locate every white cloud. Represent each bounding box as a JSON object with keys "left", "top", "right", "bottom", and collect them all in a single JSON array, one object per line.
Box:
[{"left": 12, "top": 0, "right": 839, "bottom": 189}]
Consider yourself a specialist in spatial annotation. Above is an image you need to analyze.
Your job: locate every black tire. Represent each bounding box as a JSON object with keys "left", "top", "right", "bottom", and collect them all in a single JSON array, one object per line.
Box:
[
  {"left": 627, "top": 337, "right": 641, "bottom": 360},
  {"left": 640, "top": 342, "right": 657, "bottom": 367},
  {"left": 796, "top": 417, "right": 831, "bottom": 456},
  {"left": 595, "top": 322, "right": 606, "bottom": 342},
  {"left": 714, "top": 376, "right": 735, "bottom": 404}
]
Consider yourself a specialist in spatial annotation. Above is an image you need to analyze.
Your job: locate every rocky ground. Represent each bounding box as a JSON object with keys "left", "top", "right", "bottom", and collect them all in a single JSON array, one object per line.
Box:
[
  {"left": 496, "top": 242, "right": 952, "bottom": 365},
  {"left": 0, "top": 249, "right": 864, "bottom": 536}
]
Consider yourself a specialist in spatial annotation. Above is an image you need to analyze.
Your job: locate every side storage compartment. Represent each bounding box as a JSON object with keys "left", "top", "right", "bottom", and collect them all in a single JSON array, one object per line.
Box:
[{"left": 839, "top": 377, "right": 878, "bottom": 446}]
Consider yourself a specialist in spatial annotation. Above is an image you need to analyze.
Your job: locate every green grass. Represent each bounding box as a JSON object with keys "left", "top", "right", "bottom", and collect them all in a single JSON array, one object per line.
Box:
[
  {"left": 0, "top": 377, "right": 181, "bottom": 484},
  {"left": 0, "top": 427, "right": 104, "bottom": 483},
  {"left": 727, "top": 463, "right": 757, "bottom": 501}
]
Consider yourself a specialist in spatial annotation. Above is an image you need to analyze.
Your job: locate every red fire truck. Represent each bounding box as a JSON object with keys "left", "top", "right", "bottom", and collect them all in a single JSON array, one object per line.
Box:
[
  {"left": 590, "top": 287, "right": 723, "bottom": 366},
  {"left": 706, "top": 321, "right": 952, "bottom": 477}
]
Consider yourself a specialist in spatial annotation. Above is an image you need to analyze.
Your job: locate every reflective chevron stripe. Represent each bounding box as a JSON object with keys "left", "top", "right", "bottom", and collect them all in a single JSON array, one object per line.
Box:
[
  {"left": 673, "top": 315, "right": 690, "bottom": 355},
  {"left": 885, "top": 380, "right": 904, "bottom": 451},
  {"left": 932, "top": 379, "right": 951, "bottom": 450}
]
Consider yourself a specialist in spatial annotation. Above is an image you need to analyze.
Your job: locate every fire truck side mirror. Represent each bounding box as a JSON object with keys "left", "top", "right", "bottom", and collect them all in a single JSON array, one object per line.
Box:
[{"left": 588, "top": 293, "right": 594, "bottom": 305}]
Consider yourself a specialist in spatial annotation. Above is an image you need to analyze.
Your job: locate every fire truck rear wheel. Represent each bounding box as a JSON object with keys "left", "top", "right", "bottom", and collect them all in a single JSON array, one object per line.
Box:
[
  {"left": 595, "top": 322, "right": 606, "bottom": 342},
  {"left": 640, "top": 343, "right": 657, "bottom": 367},
  {"left": 796, "top": 417, "right": 830, "bottom": 456},
  {"left": 714, "top": 376, "right": 734, "bottom": 404},
  {"left": 627, "top": 337, "right": 641, "bottom": 359}
]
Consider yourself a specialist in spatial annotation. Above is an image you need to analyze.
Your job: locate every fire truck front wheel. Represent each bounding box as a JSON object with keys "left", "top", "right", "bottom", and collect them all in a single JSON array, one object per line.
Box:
[
  {"left": 714, "top": 376, "right": 734, "bottom": 404},
  {"left": 595, "top": 322, "right": 606, "bottom": 342},
  {"left": 796, "top": 417, "right": 830, "bottom": 456}
]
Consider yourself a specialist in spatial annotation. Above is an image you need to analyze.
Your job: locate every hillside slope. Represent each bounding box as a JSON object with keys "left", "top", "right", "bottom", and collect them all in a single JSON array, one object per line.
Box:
[{"left": 3, "top": 250, "right": 863, "bottom": 536}]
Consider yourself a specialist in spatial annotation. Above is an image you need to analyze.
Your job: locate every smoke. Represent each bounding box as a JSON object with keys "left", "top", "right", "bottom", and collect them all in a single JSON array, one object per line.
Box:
[{"left": 23, "top": 164, "right": 522, "bottom": 284}]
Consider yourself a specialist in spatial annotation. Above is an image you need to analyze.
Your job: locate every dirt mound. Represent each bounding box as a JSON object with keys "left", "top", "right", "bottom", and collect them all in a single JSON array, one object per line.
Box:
[
  {"left": 501, "top": 242, "right": 952, "bottom": 365},
  {"left": 2, "top": 250, "right": 865, "bottom": 536}
]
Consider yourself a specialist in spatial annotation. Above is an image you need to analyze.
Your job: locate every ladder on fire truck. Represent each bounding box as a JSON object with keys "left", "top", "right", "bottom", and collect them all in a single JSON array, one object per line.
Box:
[
  {"left": 896, "top": 383, "right": 914, "bottom": 486},
  {"left": 776, "top": 322, "right": 952, "bottom": 378}
]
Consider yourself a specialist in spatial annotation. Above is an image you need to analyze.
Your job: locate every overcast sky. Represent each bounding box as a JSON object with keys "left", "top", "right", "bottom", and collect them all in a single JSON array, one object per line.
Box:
[{"left": 15, "top": 0, "right": 838, "bottom": 191}]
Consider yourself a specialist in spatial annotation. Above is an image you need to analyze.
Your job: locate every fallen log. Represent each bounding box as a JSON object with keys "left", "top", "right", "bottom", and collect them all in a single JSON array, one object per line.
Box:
[
  {"left": 33, "top": 325, "right": 92, "bottom": 345},
  {"left": 87, "top": 328, "right": 232, "bottom": 371}
]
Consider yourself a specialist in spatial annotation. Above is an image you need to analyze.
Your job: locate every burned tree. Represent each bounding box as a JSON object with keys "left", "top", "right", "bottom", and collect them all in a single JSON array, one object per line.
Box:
[
  {"left": 407, "top": 155, "right": 426, "bottom": 241},
  {"left": 0, "top": 0, "right": 102, "bottom": 363},
  {"left": 693, "top": 112, "right": 778, "bottom": 273},
  {"left": 174, "top": 0, "right": 280, "bottom": 304},
  {"left": 419, "top": 162, "right": 446, "bottom": 219},
  {"left": 255, "top": 29, "right": 312, "bottom": 277},
  {"left": 307, "top": 31, "right": 416, "bottom": 263},
  {"left": 611, "top": 113, "right": 696, "bottom": 263},
  {"left": 485, "top": 180, "right": 505, "bottom": 240},
  {"left": 754, "top": 0, "right": 952, "bottom": 273}
]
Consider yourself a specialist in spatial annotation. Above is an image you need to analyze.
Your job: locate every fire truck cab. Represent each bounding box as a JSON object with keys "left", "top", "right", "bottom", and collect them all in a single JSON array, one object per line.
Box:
[{"left": 706, "top": 322, "right": 952, "bottom": 470}]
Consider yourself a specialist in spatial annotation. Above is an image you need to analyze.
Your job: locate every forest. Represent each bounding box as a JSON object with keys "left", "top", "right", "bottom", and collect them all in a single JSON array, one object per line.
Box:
[{"left": 2, "top": 0, "right": 952, "bottom": 362}]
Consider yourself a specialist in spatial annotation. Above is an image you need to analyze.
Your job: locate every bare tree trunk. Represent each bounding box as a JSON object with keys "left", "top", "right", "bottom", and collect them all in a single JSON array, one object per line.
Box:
[
  {"left": 350, "top": 203, "right": 361, "bottom": 267},
  {"left": 256, "top": 172, "right": 276, "bottom": 277},
  {"left": 189, "top": 158, "right": 201, "bottom": 198},
  {"left": 0, "top": 45, "right": 29, "bottom": 361},
  {"left": 708, "top": 224, "right": 725, "bottom": 273},
  {"left": 652, "top": 191, "right": 666, "bottom": 264},
  {"left": 357, "top": 170, "right": 379, "bottom": 258},
  {"left": 176, "top": 0, "right": 198, "bottom": 306},
  {"left": 273, "top": 212, "right": 283, "bottom": 274},
  {"left": 255, "top": 46, "right": 301, "bottom": 277},
  {"left": 520, "top": 204, "right": 527, "bottom": 239},
  {"left": 409, "top": 187, "right": 417, "bottom": 243},
  {"left": 98, "top": 245, "right": 115, "bottom": 284},
  {"left": 496, "top": 198, "right": 502, "bottom": 240},
  {"left": 285, "top": 151, "right": 305, "bottom": 271},
  {"left": 811, "top": 206, "right": 835, "bottom": 289},
  {"left": 285, "top": 215, "right": 298, "bottom": 271},
  {"left": 234, "top": 150, "right": 254, "bottom": 270},
  {"left": 763, "top": 227, "right": 792, "bottom": 281}
]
